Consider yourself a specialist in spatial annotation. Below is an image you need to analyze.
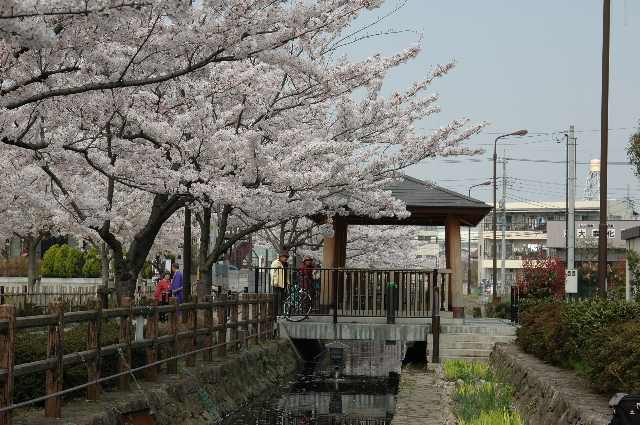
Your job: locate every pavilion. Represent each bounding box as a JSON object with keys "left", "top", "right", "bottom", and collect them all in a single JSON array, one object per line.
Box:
[{"left": 320, "top": 175, "right": 492, "bottom": 318}]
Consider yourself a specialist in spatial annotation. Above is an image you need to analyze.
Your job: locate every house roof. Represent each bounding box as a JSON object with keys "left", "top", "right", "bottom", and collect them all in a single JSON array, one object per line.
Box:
[{"left": 338, "top": 175, "right": 492, "bottom": 227}]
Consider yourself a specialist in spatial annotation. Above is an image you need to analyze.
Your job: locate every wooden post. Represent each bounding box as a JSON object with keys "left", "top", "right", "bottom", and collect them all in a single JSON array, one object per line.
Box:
[
  {"left": 87, "top": 300, "right": 102, "bottom": 401},
  {"left": 167, "top": 297, "right": 178, "bottom": 374},
  {"left": 217, "top": 295, "right": 227, "bottom": 357},
  {"left": 186, "top": 298, "right": 197, "bottom": 367},
  {"left": 431, "top": 286, "right": 441, "bottom": 364},
  {"left": 249, "top": 295, "right": 257, "bottom": 344},
  {"left": 45, "top": 302, "right": 64, "bottom": 418},
  {"left": 0, "top": 305, "right": 16, "bottom": 425},
  {"left": 231, "top": 295, "right": 239, "bottom": 352},
  {"left": 262, "top": 296, "right": 270, "bottom": 341},
  {"left": 144, "top": 300, "right": 159, "bottom": 381},
  {"left": 266, "top": 296, "right": 273, "bottom": 339},
  {"left": 204, "top": 297, "right": 214, "bottom": 362},
  {"left": 118, "top": 297, "right": 132, "bottom": 391},
  {"left": 445, "top": 216, "right": 464, "bottom": 318}
]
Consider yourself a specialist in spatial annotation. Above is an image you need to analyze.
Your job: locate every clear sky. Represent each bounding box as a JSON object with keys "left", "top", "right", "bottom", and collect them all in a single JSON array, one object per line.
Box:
[{"left": 342, "top": 0, "right": 640, "bottom": 205}]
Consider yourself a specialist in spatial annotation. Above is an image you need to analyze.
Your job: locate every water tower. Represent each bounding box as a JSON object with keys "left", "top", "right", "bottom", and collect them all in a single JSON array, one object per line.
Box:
[{"left": 584, "top": 159, "right": 601, "bottom": 200}]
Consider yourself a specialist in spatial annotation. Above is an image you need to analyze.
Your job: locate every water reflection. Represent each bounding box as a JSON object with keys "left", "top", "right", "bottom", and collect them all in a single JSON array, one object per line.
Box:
[{"left": 221, "top": 341, "right": 404, "bottom": 425}]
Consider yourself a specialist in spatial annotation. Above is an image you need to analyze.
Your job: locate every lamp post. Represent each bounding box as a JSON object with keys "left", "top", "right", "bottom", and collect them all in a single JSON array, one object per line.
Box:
[
  {"left": 468, "top": 181, "right": 492, "bottom": 295},
  {"left": 493, "top": 130, "right": 528, "bottom": 302}
]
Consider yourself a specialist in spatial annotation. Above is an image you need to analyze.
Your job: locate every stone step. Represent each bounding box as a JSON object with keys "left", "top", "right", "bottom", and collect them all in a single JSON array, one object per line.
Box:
[
  {"left": 432, "top": 333, "right": 516, "bottom": 343},
  {"left": 427, "top": 335, "right": 516, "bottom": 348},
  {"left": 439, "top": 325, "right": 517, "bottom": 336},
  {"left": 432, "top": 348, "right": 493, "bottom": 358},
  {"left": 435, "top": 355, "right": 490, "bottom": 362},
  {"left": 434, "top": 341, "right": 497, "bottom": 350}
]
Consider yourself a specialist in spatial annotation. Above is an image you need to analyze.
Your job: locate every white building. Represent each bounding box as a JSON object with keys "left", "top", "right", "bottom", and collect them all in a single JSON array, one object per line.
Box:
[{"left": 478, "top": 199, "right": 637, "bottom": 288}]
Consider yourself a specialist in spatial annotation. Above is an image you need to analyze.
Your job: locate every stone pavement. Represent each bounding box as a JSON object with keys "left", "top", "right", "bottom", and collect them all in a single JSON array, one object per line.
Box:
[{"left": 392, "top": 365, "right": 455, "bottom": 425}]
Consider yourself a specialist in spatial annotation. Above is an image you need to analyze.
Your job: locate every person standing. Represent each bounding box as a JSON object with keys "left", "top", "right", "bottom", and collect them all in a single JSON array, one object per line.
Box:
[
  {"left": 171, "top": 263, "right": 184, "bottom": 304},
  {"left": 270, "top": 251, "right": 289, "bottom": 316},
  {"left": 154, "top": 272, "right": 172, "bottom": 322},
  {"left": 154, "top": 272, "right": 172, "bottom": 302}
]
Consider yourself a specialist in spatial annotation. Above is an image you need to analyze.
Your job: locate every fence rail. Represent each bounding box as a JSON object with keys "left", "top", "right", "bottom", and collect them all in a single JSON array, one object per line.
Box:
[
  {"left": 0, "top": 293, "right": 275, "bottom": 425},
  {"left": 253, "top": 267, "right": 452, "bottom": 321}
]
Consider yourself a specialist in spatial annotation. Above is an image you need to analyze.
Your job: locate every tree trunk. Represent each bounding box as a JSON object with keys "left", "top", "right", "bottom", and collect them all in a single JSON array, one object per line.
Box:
[
  {"left": 101, "top": 194, "right": 186, "bottom": 300},
  {"left": 26, "top": 236, "right": 39, "bottom": 291},
  {"left": 198, "top": 207, "right": 213, "bottom": 294},
  {"left": 100, "top": 243, "right": 111, "bottom": 288},
  {"left": 183, "top": 207, "right": 192, "bottom": 301}
]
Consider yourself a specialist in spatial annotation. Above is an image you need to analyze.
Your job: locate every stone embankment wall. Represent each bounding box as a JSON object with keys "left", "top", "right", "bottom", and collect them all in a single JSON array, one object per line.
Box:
[
  {"left": 490, "top": 343, "right": 611, "bottom": 425},
  {"left": 15, "top": 340, "right": 297, "bottom": 425}
]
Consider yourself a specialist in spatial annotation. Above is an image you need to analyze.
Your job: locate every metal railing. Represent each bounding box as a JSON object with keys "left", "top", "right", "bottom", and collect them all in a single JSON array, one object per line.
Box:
[
  {"left": 510, "top": 285, "right": 520, "bottom": 324},
  {"left": 253, "top": 267, "right": 452, "bottom": 322},
  {"left": 483, "top": 221, "right": 547, "bottom": 232}
]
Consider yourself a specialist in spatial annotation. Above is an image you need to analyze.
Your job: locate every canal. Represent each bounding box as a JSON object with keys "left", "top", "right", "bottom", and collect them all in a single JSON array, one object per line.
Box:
[{"left": 221, "top": 341, "right": 407, "bottom": 424}]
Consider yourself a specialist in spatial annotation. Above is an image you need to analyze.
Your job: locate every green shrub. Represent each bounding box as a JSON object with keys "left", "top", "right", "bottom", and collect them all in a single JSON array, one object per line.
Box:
[
  {"left": 562, "top": 299, "right": 640, "bottom": 357},
  {"left": 583, "top": 321, "right": 640, "bottom": 394},
  {"left": 141, "top": 260, "right": 153, "bottom": 279},
  {"left": 485, "top": 302, "right": 510, "bottom": 319},
  {"left": 459, "top": 409, "right": 524, "bottom": 425},
  {"left": 516, "top": 302, "right": 571, "bottom": 366},
  {"left": 472, "top": 307, "right": 482, "bottom": 318},
  {"left": 81, "top": 247, "right": 101, "bottom": 278},
  {"left": 517, "top": 299, "right": 640, "bottom": 393},
  {"left": 13, "top": 322, "right": 148, "bottom": 403},
  {"left": 41, "top": 244, "right": 85, "bottom": 278}
]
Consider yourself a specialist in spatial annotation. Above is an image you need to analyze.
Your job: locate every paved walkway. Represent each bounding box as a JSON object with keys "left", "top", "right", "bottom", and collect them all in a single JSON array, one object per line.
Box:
[{"left": 392, "top": 365, "right": 454, "bottom": 425}]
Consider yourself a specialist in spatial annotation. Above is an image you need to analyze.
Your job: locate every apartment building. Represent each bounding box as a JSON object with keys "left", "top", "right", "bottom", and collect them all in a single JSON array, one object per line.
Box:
[{"left": 478, "top": 200, "right": 637, "bottom": 287}]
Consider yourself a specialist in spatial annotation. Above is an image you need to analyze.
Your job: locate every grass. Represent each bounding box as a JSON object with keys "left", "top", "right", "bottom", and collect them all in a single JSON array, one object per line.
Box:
[
  {"left": 459, "top": 409, "right": 525, "bottom": 425},
  {"left": 443, "top": 359, "right": 525, "bottom": 425},
  {"left": 443, "top": 359, "right": 491, "bottom": 383}
]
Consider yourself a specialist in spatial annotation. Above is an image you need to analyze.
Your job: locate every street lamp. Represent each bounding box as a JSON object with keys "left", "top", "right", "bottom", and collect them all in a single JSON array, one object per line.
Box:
[
  {"left": 493, "top": 129, "right": 528, "bottom": 301},
  {"left": 468, "top": 181, "right": 492, "bottom": 295}
]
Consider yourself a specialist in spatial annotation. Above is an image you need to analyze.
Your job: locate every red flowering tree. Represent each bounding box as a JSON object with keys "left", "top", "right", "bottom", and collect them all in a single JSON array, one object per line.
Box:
[{"left": 517, "top": 254, "right": 566, "bottom": 300}]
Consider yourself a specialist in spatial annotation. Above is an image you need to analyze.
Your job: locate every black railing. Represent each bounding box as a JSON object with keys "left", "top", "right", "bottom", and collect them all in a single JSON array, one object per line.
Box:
[
  {"left": 510, "top": 285, "right": 520, "bottom": 324},
  {"left": 252, "top": 267, "right": 452, "bottom": 322}
]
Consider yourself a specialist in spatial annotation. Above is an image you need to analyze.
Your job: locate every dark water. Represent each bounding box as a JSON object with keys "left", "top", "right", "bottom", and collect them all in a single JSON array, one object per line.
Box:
[{"left": 221, "top": 341, "right": 405, "bottom": 425}]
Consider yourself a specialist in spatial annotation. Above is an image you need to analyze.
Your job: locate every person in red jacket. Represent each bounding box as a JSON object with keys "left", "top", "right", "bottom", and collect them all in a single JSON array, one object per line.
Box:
[{"left": 154, "top": 273, "right": 171, "bottom": 303}]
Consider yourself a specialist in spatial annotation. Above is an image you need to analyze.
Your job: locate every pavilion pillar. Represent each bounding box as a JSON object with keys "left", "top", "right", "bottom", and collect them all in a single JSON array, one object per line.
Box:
[
  {"left": 321, "top": 218, "right": 347, "bottom": 311},
  {"left": 445, "top": 216, "right": 464, "bottom": 318},
  {"left": 322, "top": 218, "right": 347, "bottom": 268}
]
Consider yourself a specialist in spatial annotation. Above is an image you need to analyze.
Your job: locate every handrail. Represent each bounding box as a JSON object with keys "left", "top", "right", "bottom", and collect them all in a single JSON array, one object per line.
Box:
[{"left": 0, "top": 293, "right": 275, "bottom": 422}]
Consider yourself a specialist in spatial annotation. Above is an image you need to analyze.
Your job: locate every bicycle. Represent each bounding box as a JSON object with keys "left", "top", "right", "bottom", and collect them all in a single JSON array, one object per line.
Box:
[{"left": 283, "top": 281, "right": 312, "bottom": 322}]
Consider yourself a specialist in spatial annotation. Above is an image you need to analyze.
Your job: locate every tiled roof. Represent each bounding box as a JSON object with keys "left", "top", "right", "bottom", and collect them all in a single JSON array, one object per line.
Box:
[{"left": 387, "top": 175, "right": 490, "bottom": 210}]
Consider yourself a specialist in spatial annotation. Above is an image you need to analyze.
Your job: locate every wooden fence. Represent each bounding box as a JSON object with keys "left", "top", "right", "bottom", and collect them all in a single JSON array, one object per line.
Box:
[
  {"left": 0, "top": 293, "right": 275, "bottom": 425},
  {"left": 0, "top": 286, "right": 103, "bottom": 313}
]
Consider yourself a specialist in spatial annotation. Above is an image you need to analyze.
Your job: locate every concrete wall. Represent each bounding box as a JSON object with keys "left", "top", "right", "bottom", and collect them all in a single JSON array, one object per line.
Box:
[{"left": 14, "top": 340, "right": 298, "bottom": 425}]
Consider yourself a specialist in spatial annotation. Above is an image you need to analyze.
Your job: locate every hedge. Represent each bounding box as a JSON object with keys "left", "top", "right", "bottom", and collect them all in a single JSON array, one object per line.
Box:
[
  {"left": 41, "top": 244, "right": 102, "bottom": 278},
  {"left": 517, "top": 299, "right": 640, "bottom": 393},
  {"left": 13, "top": 322, "right": 151, "bottom": 403}
]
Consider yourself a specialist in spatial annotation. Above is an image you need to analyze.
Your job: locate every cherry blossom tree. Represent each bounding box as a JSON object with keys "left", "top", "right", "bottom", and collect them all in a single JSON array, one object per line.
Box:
[
  {"left": 1, "top": 0, "right": 484, "bottom": 300},
  {"left": 1, "top": 0, "right": 398, "bottom": 298}
]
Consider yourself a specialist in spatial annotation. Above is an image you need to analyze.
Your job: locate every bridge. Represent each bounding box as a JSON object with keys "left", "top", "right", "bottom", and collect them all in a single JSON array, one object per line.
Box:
[{"left": 255, "top": 175, "right": 494, "bottom": 362}]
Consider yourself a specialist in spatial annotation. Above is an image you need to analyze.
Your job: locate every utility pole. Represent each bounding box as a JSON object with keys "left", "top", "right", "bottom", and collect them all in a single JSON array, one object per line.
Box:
[
  {"left": 568, "top": 126, "right": 576, "bottom": 272},
  {"left": 501, "top": 156, "right": 507, "bottom": 294},
  {"left": 598, "top": 0, "right": 611, "bottom": 293}
]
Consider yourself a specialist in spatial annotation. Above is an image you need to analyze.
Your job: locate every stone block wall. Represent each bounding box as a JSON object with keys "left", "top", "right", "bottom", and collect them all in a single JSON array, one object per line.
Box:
[{"left": 490, "top": 343, "right": 611, "bottom": 425}]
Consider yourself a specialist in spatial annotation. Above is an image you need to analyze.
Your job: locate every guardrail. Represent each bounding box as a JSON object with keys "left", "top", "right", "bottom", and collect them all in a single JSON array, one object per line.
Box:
[{"left": 0, "top": 293, "right": 275, "bottom": 424}]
